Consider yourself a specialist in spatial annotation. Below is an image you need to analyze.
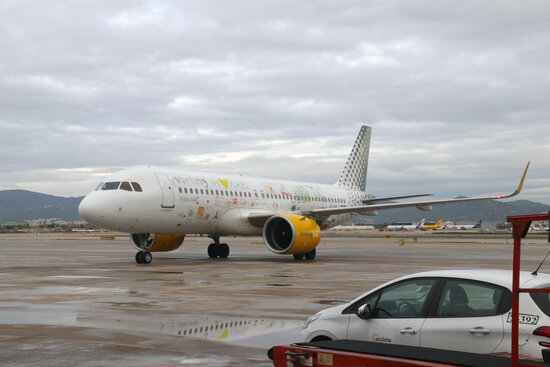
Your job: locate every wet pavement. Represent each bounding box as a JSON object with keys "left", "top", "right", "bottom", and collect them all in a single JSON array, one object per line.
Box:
[{"left": 0, "top": 231, "right": 548, "bottom": 366}]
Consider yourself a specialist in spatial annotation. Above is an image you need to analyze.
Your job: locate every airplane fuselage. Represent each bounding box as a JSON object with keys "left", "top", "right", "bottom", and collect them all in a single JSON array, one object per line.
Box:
[{"left": 79, "top": 168, "right": 367, "bottom": 236}]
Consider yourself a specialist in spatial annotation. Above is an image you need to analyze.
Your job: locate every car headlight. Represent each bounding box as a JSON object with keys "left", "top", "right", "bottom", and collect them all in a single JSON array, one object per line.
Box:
[{"left": 303, "top": 314, "right": 321, "bottom": 329}]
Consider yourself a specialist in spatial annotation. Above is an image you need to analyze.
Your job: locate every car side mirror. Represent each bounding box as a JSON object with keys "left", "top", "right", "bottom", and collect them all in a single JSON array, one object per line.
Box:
[{"left": 357, "top": 303, "right": 372, "bottom": 319}]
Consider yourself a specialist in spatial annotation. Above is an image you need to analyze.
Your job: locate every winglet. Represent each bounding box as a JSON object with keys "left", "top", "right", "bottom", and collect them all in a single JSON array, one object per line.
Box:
[{"left": 498, "top": 161, "right": 530, "bottom": 199}]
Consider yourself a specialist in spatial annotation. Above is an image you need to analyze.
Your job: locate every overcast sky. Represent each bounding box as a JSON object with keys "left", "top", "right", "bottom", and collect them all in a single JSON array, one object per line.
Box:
[{"left": 1, "top": 1, "right": 549, "bottom": 204}]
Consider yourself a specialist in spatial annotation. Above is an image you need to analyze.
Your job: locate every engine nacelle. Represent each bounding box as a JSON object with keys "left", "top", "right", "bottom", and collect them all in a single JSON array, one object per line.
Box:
[
  {"left": 130, "top": 233, "right": 185, "bottom": 252},
  {"left": 262, "top": 214, "right": 321, "bottom": 254}
]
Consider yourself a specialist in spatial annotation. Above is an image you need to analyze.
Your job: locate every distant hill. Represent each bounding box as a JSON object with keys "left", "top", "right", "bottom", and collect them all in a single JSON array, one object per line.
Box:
[
  {"left": 350, "top": 199, "right": 550, "bottom": 225},
  {"left": 0, "top": 189, "right": 548, "bottom": 226},
  {"left": 0, "top": 190, "right": 84, "bottom": 223}
]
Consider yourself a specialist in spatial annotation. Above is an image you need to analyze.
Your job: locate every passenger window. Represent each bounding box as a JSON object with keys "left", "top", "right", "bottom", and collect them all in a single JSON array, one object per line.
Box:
[
  {"left": 370, "top": 278, "right": 437, "bottom": 319},
  {"left": 195, "top": 188, "right": 199, "bottom": 194},
  {"left": 178, "top": 188, "right": 182, "bottom": 193},
  {"left": 120, "top": 181, "right": 133, "bottom": 191},
  {"left": 131, "top": 182, "right": 142, "bottom": 192},
  {"left": 102, "top": 182, "right": 120, "bottom": 190},
  {"left": 436, "top": 279, "right": 508, "bottom": 317},
  {"left": 216, "top": 190, "right": 219, "bottom": 195},
  {"left": 230, "top": 191, "right": 234, "bottom": 196},
  {"left": 184, "top": 188, "right": 188, "bottom": 193},
  {"left": 94, "top": 182, "right": 104, "bottom": 191},
  {"left": 200, "top": 189, "right": 204, "bottom": 194}
]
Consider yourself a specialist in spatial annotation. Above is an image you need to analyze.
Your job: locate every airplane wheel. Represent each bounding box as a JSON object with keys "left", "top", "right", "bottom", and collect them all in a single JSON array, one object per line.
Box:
[
  {"left": 135, "top": 251, "right": 144, "bottom": 264},
  {"left": 219, "top": 243, "right": 230, "bottom": 258},
  {"left": 293, "top": 253, "right": 305, "bottom": 260},
  {"left": 143, "top": 252, "right": 152, "bottom": 264},
  {"left": 305, "top": 249, "right": 316, "bottom": 260},
  {"left": 207, "top": 243, "right": 218, "bottom": 258}
]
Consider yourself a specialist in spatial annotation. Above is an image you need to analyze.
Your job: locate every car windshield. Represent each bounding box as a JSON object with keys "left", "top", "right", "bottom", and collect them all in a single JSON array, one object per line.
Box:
[{"left": 530, "top": 292, "right": 550, "bottom": 317}]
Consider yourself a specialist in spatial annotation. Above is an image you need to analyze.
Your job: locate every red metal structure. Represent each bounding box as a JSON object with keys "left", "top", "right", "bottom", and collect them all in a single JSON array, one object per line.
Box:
[{"left": 508, "top": 213, "right": 550, "bottom": 367}]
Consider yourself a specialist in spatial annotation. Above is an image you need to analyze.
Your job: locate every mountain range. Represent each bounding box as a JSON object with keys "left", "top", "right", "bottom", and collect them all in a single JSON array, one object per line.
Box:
[
  {"left": 0, "top": 190, "right": 84, "bottom": 224},
  {"left": 0, "top": 189, "right": 548, "bottom": 225}
]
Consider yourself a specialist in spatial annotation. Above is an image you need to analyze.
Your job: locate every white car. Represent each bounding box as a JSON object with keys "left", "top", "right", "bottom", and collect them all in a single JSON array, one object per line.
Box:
[{"left": 301, "top": 269, "right": 550, "bottom": 358}]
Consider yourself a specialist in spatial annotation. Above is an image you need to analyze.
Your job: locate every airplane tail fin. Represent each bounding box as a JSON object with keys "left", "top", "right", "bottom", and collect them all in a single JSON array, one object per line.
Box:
[
  {"left": 473, "top": 220, "right": 482, "bottom": 229},
  {"left": 337, "top": 125, "right": 371, "bottom": 191},
  {"left": 435, "top": 219, "right": 442, "bottom": 226},
  {"left": 416, "top": 218, "right": 426, "bottom": 230}
]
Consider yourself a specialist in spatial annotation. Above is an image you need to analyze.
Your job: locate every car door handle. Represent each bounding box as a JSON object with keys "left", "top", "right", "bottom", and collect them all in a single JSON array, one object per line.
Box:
[
  {"left": 399, "top": 327, "right": 417, "bottom": 335},
  {"left": 469, "top": 327, "right": 491, "bottom": 335}
]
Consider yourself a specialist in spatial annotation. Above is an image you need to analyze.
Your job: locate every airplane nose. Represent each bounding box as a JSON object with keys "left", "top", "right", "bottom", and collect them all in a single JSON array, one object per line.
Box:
[{"left": 78, "top": 195, "right": 101, "bottom": 225}]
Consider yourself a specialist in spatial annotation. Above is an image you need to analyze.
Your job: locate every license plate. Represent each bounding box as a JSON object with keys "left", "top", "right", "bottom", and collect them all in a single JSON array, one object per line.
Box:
[{"left": 507, "top": 313, "right": 539, "bottom": 325}]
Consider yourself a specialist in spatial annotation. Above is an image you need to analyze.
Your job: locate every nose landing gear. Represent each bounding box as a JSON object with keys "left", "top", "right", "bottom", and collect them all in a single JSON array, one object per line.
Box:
[{"left": 135, "top": 251, "right": 152, "bottom": 264}]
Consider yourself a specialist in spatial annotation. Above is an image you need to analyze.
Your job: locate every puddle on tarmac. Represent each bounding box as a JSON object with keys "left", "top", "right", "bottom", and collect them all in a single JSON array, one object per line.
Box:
[
  {"left": 265, "top": 283, "right": 292, "bottom": 287},
  {"left": 315, "top": 299, "right": 347, "bottom": 305}
]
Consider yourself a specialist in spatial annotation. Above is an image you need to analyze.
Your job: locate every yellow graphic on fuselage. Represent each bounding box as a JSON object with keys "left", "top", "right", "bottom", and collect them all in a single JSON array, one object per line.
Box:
[{"left": 218, "top": 179, "right": 229, "bottom": 189}]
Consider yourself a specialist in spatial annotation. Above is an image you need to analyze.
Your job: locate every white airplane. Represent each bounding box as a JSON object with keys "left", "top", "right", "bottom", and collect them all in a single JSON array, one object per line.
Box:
[
  {"left": 386, "top": 218, "right": 426, "bottom": 231},
  {"left": 442, "top": 219, "right": 482, "bottom": 230},
  {"left": 78, "top": 126, "right": 529, "bottom": 264}
]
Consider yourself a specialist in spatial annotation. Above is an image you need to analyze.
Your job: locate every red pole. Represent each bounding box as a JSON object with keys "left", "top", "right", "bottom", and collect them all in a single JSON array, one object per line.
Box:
[
  {"left": 511, "top": 223, "right": 522, "bottom": 367},
  {"left": 507, "top": 213, "right": 548, "bottom": 367}
]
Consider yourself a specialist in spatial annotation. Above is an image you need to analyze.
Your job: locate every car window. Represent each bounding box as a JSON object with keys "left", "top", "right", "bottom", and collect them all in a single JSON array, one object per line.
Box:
[
  {"left": 371, "top": 278, "right": 436, "bottom": 318},
  {"left": 436, "top": 279, "right": 507, "bottom": 317},
  {"left": 530, "top": 293, "right": 550, "bottom": 317}
]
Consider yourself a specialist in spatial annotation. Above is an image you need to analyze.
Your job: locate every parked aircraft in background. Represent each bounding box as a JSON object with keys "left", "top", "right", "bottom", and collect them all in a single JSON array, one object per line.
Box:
[
  {"left": 78, "top": 125, "right": 529, "bottom": 264},
  {"left": 329, "top": 225, "right": 376, "bottom": 232},
  {"left": 530, "top": 221, "right": 549, "bottom": 232},
  {"left": 386, "top": 219, "right": 426, "bottom": 231},
  {"left": 444, "top": 220, "right": 483, "bottom": 230},
  {"left": 421, "top": 219, "right": 443, "bottom": 230}
]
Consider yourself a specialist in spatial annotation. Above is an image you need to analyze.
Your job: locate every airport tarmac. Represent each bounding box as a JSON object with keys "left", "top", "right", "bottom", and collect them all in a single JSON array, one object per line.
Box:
[{"left": 0, "top": 231, "right": 549, "bottom": 366}]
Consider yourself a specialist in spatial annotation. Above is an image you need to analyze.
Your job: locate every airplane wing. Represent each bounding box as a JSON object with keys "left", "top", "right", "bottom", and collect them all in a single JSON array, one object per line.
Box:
[
  {"left": 304, "top": 162, "right": 529, "bottom": 218},
  {"left": 248, "top": 162, "right": 529, "bottom": 227},
  {"left": 362, "top": 193, "right": 432, "bottom": 204}
]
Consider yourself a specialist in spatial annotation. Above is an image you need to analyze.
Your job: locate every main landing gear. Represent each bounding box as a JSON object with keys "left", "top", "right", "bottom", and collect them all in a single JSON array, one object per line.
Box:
[
  {"left": 135, "top": 251, "right": 152, "bottom": 264},
  {"left": 207, "top": 235, "right": 230, "bottom": 259},
  {"left": 293, "top": 248, "right": 316, "bottom": 261}
]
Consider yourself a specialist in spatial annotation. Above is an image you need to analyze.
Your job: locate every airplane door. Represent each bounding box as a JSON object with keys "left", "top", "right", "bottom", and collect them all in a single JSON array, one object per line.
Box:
[{"left": 155, "top": 173, "right": 175, "bottom": 208}]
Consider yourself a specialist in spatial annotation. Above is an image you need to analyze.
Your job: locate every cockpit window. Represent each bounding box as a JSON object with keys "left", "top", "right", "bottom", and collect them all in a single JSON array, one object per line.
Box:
[
  {"left": 94, "top": 182, "right": 104, "bottom": 191},
  {"left": 102, "top": 182, "right": 120, "bottom": 190},
  {"left": 131, "top": 182, "right": 143, "bottom": 192},
  {"left": 120, "top": 181, "right": 133, "bottom": 191}
]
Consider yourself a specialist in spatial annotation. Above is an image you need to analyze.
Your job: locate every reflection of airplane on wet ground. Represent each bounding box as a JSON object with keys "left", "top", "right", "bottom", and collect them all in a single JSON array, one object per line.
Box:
[
  {"left": 386, "top": 219, "right": 425, "bottom": 231},
  {"left": 78, "top": 125, "right": 529, "bottom": 264},
  {"left": 421, "top": 219, "right": 443, "bottom": 230},
  {"left": 443, "top": 220, "right": 482, "bottom": 230}
]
